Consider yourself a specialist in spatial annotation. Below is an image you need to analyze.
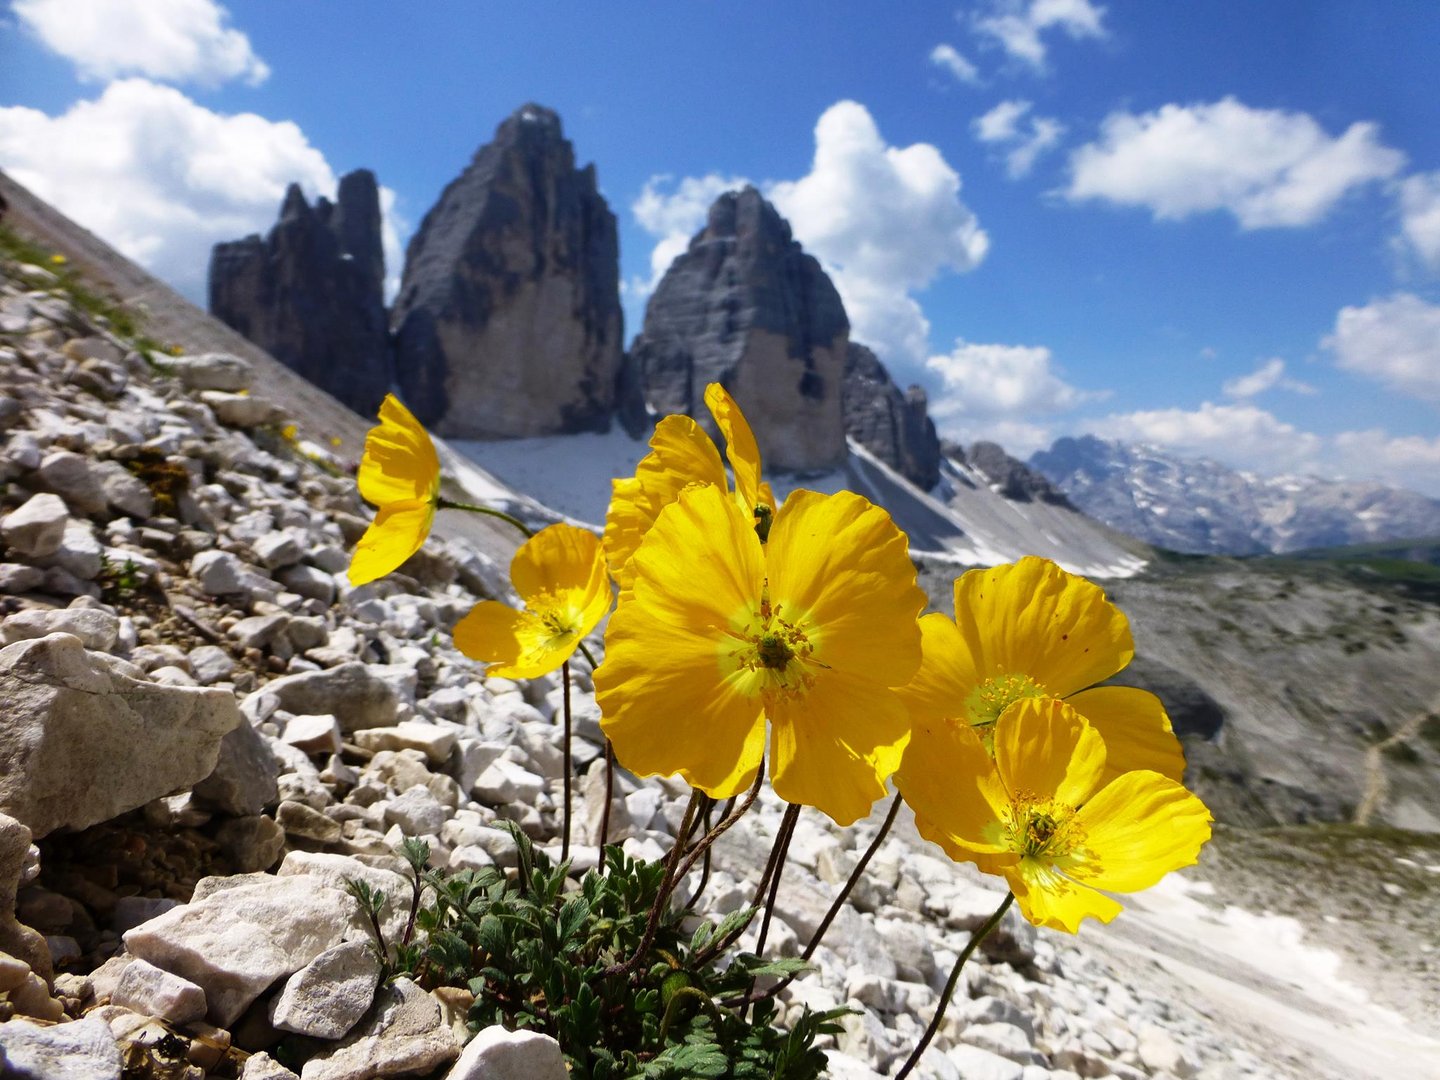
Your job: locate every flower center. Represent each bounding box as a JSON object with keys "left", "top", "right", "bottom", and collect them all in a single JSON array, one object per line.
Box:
[
  {"left": 1006, "top": 792, "right": 1083, "bottom": 859},
  {"left": 965, "top": 673, "right": 1045, "bottom": 730},
  {"left": 723, "top": 591, "right": 818, "bottom": 702}
]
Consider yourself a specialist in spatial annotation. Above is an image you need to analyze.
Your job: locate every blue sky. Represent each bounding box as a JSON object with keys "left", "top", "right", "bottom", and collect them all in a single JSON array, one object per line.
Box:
[{"left": 3, "top": 1, "right": 1439, "bottom": 494}]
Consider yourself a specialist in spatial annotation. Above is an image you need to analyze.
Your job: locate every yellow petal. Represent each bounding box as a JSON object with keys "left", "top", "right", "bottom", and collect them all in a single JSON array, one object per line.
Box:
[
  {"left": 602, "top": 415, "right": 727, "bottom": 588},
  {"left": 596, "top": 596, "right": 765, "bottom": 798},
  {"left": 896, "top": 719, "right": 1015, "bottom": 864},
  {"left": 1006, "top": 857, "right": 1123, "bottom": 933},
  {"left": 596, "top": 484, "right": 767, "bottom": 798},
  {"left": 993, "top": 697, "right": 1106, "bottom": 810},
  {"left": 1067, "top": 686, "right": 1186, "bottom": 785},
  {"left": 1062, "top": 771, "right": 1212, "bottom": 893},
  {"left": 510, "top": 523, "right": 608, "bottom": 611},
  {"left": 766, "top": 489, "right": 925, "bottom": 687},
  {"left": 768, "top": 671, "right": 910, "bottom": 826},
  {"left": 704, "top": 383, "right": 764, "bottom": 513},
  {"left": 895, "top": 612, "right": 983, "bottom": 726},
  {"left": 358, "top": 394, "right": 440, "bottom": 508},
  {"left": 347, "top": 500, "right": 434, "bottom": 586},
  {"left": 952, "top": 557, "right": 1133, "bottom": 698}
]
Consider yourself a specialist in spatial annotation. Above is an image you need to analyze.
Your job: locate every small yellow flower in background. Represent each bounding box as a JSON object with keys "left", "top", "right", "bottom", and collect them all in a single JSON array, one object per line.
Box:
[
  {"left": 169, "top": 343, "right": 185, "bottom": 356},
  {"left": 330, "top": 435, "right": 343, "bottom": 447},
  {"left": 280, "top": 423, "right": 299, "bottom": 443},
  {"left": 897, "top": 696, "right": 1211, "bottom": 932},
  {"left": 603, "top": 383, "right": 773, "bottom": 591},
  {"left": 897, "top": 556, "right": 1184, "bottom": 785},
  {"left": 452, "top": 523, "right": 610, "bottom": 678},
  {"left": 348, "top": 393, "right": 440, "bottom": 587},
  {"left": 596, "top": 482, "right": 925, "bottom": 825},
  {"left": 49, "top": 253, "right": 67, "bottom": 265}
]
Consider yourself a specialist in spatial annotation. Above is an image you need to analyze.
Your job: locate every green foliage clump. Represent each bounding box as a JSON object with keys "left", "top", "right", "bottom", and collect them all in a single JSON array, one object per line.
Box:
[{"left": 347, "top": 830, "right": 848, "bottom": 1080}]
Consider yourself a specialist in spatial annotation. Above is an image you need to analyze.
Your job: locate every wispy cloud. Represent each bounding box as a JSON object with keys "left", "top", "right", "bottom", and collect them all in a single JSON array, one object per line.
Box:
[
  {"left": 1221, "top": 357, "right": 1315, "bottom": 399},
  {"left": 973, "top": 99, "right": 1065, "bottom": 177},
  {"left": 929, "top": 43, "right": 982, "bottom": 86},
  {"left": 973, "top": 0, "right": 1108, "bottom": 70},
  {"left": 1065, "top": 97, "right": 1405, "bottom": 228}
]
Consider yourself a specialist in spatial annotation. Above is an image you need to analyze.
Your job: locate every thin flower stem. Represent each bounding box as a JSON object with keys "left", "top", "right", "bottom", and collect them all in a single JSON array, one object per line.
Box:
[
  {"left": 560, "top": 660, "right": 572, "bottom": 865},
  {"left": 724, "top": 789, "right": 905, "bottom": 1009},
  {"left": 577, "top": 641, "right": 599, "bottom": 671},
  {"left": 683, "top": 799, "right": 717, "bottom": 912},
  {"left": 803, "top": 791, "right": 901, "bottom": 961},
  {"left": 598, "top": 741, "right": 616, "bottom": 866},
  {"left": 673, "top": 764, "right": 765, "bottom": 892},
  {"left": 894, "top": 891, "right": 1016, "bottom": 1080},
  {"left": 604, "top": 789, "right": 704, "bottom": 979},
  {"left": 435, "top": 497, "right": 534, "bottom": 538},
  {"left": 752, "top": 803, "right": 800, "bottom": 962}
]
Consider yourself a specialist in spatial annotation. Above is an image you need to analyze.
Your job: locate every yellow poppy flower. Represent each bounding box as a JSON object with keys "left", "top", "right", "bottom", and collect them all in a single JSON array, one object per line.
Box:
[
  {"left": 348, "top": 394, "right": 441, "bottom": 587},
  {"left": 603, "top": 383, "right": 773, "bottom": 591},
  {"left": 452, "top": 523, "right": 611, "bottom": 679},
  {"left": 595, "top": 483, "right": 924, "bottom": 826},
  {"left": 897, "top": 556, "right": 1184, "bottom": 785},
  {"left": 897, "top": 696, "right": 1211, "bottom": 932}
]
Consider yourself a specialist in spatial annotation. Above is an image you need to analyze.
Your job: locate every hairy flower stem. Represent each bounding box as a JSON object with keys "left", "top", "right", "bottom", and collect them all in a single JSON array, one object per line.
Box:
[
  {"left": 561, "top": 660, "right": 573, "bottom": 864},
  {"left": 605, "top": 789, "right": 704, "bottom": 979},
  {"left": 598, "top": 742, "right": 615, "bottom": 863},
  {"left": 726, "top": 790, "right": 904, "bottom": 1009},
  {"left": 753, "top": 803, "right": 800, "bottom": 960},
  {"left": 894, "top": 891, "right": 1016, "bottom": 1080},
  {"left": 436, "top": 497, "right": 534, "bottom": 538},
  {"left": 683, "top": 799, "right": 717, "bottom": 912},
  {"left": 803, "top": 791, "right": 901, "bottom": 961},
  {"left": 673, "top": 765, "right": 765, "bottom": 894}
]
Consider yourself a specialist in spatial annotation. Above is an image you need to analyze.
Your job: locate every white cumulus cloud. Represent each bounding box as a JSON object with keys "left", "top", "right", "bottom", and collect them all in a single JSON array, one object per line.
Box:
[
  {"left": 926, "top": 339, "right": 1103, "bottom": 451},
  {"left": 768, "top": 101, "right": 989, "bottom": 368},
  {"left": 1323, "top": 292, "right": 1440, "bottom": 404},
  {"left": 1331, "top": 430, "right": 1440, "bottom": 497},
  {"left": 1398, "top": 171, "right": 1440, "bottom": 271},
  {"left": 1100, "top": 401, "right": 1325, "bottom": 473},
  {"left": 0, "top": 79, "right": 341, "bottom": 301},
  {"left": 1066, "top": 97, "right": 1405, "bottom": 228},
  {"left": 630, "top": 102, "right": 988, "bottom": 372},
  {"left": 973, "top": 99, "right": 1064, "bottom": 178},
  {"left": 929, "top": 43, "right": 981, "bottom": 86},
  {"left": 973, "top": 0, "right": 1108, "bottom": 69},
  {"left": 13, "top": 0, "right": 269, "bottom": 87}
]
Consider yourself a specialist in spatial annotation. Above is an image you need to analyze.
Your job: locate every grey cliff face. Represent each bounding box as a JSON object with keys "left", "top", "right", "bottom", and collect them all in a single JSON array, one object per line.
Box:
[
  {"left": 631, "top": 187, "right": 849, "bottom": 473},
  {"left": 966, "top": 441, "right": 1069, "bottom": 505},
  {"left": 208, "top": 170, "right": 391, "bottom": 418},
  {"left": 390, "top": 104, "right": 637, "bottom": 438},
  {"left": 842, "top": 343, "right": 940, "bottom": 490}
]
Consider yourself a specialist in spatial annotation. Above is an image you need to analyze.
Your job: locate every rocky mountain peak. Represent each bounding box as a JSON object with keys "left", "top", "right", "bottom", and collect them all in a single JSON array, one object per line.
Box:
[
  {"left": 390, "top": 103, "right": 640, "bottom": 439},
  {"left": 208, "top": 170, "right": 391, "bottom": 419},
  {"left": 632, "top": 186, "right": 850, "bottom": 472},
  {"left": 842, "top": 342, "right": 941, "bottom": 490}
]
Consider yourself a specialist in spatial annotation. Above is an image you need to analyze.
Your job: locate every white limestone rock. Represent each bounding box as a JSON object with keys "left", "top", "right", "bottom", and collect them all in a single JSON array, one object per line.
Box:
[
  {"left": 299, "top": 977, "right": 458, "bottom": 1080},
  {"left": 1, "top": 606, "right": 120, "bottom": 652},
  {"left": 446, "top": 1025, "right": 567, "bottom": 1080},
  {"left": 0, "top": 1016, "right": 122, "bottom": 1080},
  {"left": 167, "top": 352, "right": 253, "bottom": 392},
  {"left": 0, "top": 633, "right": 241, "bottom": 837},
  {"left": 122, "top": 875, "right": 352, "bottom": 1025},
  {"left": 36, "top": 450, "right": 107, "bottom": 514},
  {"left": 111, "top": 956, "right": 207, "bottom": 1025},
  {"left": 270, "top": 939, "right": 382, "bottom": 1039},
  {"left": 0, "top": 492, "right": 68, "bottom": 557}
]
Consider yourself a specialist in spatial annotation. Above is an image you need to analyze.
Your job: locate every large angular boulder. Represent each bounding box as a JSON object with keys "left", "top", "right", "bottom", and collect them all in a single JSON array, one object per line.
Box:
[
  {"left": 391, "top": 104, "right": 638, "bottom": 438},
  {"left": 0, "top": 633, "right": 242, "bottom": 837},
  {"left": 631, "top": 186, "right": 850, "bottom": 472},
  {"left": 842, "top": 342, "right": 940, "bottom": 490},
  {"left": 209, "top": 170, "right": 391, "bottom": 418}
]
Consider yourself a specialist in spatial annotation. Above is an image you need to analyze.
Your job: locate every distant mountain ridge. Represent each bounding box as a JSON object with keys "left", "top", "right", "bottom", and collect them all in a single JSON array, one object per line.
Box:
[{"left": 1031, "top": 434, "right": 1440, "bottom": 555}]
